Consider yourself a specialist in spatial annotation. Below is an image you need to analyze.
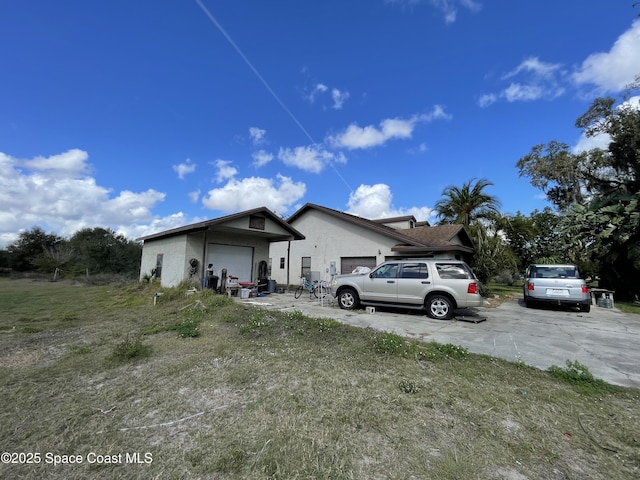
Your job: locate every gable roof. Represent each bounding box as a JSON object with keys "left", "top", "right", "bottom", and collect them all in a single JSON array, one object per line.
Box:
[
  {"left": 287, "top": 203, "right": 474, "bottom": 254},
  {"left": 287, "top": 203, "right": 426, "bottom": 247},
  {"left": 137, "top": 206, "right": 305, "bottom": 242}
]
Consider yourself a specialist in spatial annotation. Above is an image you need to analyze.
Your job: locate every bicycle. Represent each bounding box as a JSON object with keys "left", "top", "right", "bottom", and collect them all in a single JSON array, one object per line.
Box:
[
  {"left": 294, "top": 277, "right": 319, "bottom": 299},
  {"left": 316, "top": 274, "right": 336, "bottom": 299}
]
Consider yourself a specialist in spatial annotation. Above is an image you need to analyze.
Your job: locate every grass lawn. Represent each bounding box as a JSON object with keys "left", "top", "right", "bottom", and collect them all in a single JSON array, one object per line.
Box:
[{"left": 1, "top": 278, "right": 639, "bottom": 479}]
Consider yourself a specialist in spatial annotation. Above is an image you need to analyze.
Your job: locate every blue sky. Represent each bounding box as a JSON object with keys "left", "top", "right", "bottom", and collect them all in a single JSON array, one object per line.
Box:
[{"left": 1, "top": 0, "right": 639, "bottom": 247}]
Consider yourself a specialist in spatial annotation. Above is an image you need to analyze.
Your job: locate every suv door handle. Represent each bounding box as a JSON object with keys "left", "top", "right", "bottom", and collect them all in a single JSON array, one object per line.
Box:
[
  {"left": 387, "top": 280, "right": 395, "bottom": 283},
  {"left": 421, "top": 281, "right": 431, "bottom": 284}
]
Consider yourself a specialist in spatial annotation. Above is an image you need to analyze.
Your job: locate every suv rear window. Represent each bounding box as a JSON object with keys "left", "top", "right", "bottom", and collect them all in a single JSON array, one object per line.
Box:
[
  {"left": 531, "top": 266, "right": 579, "bottom": 279},
  {"left": 436, "top": 263, "right": 474, "bottom": 279}
]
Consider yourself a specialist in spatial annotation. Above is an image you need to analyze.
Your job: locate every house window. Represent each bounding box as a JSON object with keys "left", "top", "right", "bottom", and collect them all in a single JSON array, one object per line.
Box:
[
  {"left": 249, "top": 215, "right": 266, "bottom": 230},
  {"left": 155, "top": 254, "right": 163, "bottom": 279},
  {"left": 280, "top": 257, "right": 285, "bottom": 269},
  {"left": 301, "top": 256, "right": 311, "bottom": 279}
]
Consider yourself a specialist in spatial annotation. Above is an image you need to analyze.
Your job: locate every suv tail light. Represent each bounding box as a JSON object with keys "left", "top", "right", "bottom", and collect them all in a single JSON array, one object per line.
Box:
[
  {"left": 582, "top": 285, "right": 589, "bottom": 294},
  {"left": 467, "top": 282, "right": 478, "bottom": 294},
  {"left": 527, "top": 282, "right": 535, "bottom": 291}
]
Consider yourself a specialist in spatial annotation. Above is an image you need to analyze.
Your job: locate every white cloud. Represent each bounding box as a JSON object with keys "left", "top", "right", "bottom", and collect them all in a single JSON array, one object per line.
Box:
[
  {"left": 188, "top": 190, "right": 201, "bottom": 203},
  {"left": 172, "top": 158, "right": 196, "bottom": 179},
  {"left": 328, "top": 107, "right": 450, "bottom": 150},
  {"left": 249, "top": 127, "right": 266, "bottom": 144},
  {"left": 278, "top": 145, "right": 338, "bottom": 173},
  {"left": 201, "top": 174, "right": 306, "bottom": 214},
  {"left": 480, "top": 22, "right": 640, "bottom": 107},
  {"left": 305, "top": 82, "right": 350, "bottom": 110},
  {"left": 252, "top": 149, "right": 274, "bottom": 168},
  {"left": 573, "top": 132, "right": 611, "bottom": 154},
  {"left": 479, "top": 57, "right": 566, "bottom": 107},
  {"left": 478, "top": 93, "right": 497, "bottom": 108},
  {"left": 386, "top": 0, "right": 481, "bottom": 23},
  {"left": 21, "top": 149, "right": 90, "bottom": 175},
  {"left": 572, "top": 19, "right": 640, "bottom": 93},
  {"left": 123, "top": 212, "right": 202, "bottom": 242},
  {"left": 306, "top": 83, "right": 328, "bottom": 103},
  {"left": 503, "top": 83, "right": 545, "bottom": 102},
  {"left": 213, "top": 159, "right": 238, "bottom": 183},
  {"left": 331, "top": 88, "right": 350, "bottom": 110},
  {"left": 503, "top": 57, "right": 562, "bottom": 80},
  {"left": 347, "top": 183, "right": 434, "bottom": 221},
  {"left": 0, "top": 150, "right": 174, "bottom": 247}
]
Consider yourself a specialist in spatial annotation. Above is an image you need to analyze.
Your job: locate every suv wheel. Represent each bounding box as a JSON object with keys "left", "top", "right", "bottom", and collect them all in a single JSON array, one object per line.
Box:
[
  {"left": 338, "top": 288, "right": 359, "bottom": 310},
  {"left": 426, "top": 294, "right": 454, "bottom": 320},
  {"left": 579, "top": 303, "right": 591, "bottom": 313}
]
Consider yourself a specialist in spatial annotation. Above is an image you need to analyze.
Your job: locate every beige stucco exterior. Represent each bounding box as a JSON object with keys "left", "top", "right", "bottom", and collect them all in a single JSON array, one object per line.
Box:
[
  {"left": 268, "top": 206, "right": 472, "bottom": 286},
  {"left": 269, "top": 209, "right": 392, "bottom": 285},
  {"left": 138, "top": 207, "right": 304, "bottom": 288}
]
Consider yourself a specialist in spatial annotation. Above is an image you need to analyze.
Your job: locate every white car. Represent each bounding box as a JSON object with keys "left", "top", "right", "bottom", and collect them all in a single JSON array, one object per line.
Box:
[
  {"left": 332, "top": 259, "right": 483, "bottom": 320},
  {"left": 523, "top": 264, "right": 591, "bottom": 312}
]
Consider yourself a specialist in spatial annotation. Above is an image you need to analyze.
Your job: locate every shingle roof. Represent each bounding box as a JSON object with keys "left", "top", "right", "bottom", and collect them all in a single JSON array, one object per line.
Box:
[{"left": 397, "top": 224, "right": 471, "bottom": 247}]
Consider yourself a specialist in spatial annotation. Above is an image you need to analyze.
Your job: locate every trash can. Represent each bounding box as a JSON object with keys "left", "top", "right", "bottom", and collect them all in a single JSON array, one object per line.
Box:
[{"left": 268, "top": 279, "right": 276, "bottom": 293}]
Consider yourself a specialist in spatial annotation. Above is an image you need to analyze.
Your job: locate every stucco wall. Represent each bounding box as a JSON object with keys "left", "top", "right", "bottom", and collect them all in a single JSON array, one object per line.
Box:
[
  {"left": 139, "top": 235, "right": 190, "bottom": 288},
  {"left": 269, "top": 210, "right": 395, "bottom": 285}
]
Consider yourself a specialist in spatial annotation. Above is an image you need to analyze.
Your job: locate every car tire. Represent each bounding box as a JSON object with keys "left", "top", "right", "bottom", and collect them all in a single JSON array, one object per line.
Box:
[
  {"left": 524, "top": 297, "right": 534, "bottom": 308},
  {"left": 579, "top": 303, "right": 591, "bottom": 313},
  {"left": 338, "top": 288, "right": 359, "bottom": 310},
  {"left": 426, "top": 294, "right": 454, "bottom": 320}
]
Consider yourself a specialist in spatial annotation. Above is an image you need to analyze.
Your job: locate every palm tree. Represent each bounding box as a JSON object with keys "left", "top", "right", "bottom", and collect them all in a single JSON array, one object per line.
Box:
[{"left": 434, "top": 178, "right": 501, "bottom": 226}]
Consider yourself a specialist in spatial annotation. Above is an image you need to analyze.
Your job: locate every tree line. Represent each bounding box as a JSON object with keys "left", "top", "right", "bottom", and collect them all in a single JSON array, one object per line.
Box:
[{"left": 0, "top": 227, "right": 142, "bottom": 279}]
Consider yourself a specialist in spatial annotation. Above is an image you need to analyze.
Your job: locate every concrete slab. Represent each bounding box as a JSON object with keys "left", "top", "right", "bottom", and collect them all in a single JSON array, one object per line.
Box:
[{"left": 238, "top": 292, "right": 640, "bottom": 389}]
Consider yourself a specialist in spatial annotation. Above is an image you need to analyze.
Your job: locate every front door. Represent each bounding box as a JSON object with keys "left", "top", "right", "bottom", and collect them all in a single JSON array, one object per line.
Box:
[{"left": 362, "top": 262, "right": 399, "bottom": 303}]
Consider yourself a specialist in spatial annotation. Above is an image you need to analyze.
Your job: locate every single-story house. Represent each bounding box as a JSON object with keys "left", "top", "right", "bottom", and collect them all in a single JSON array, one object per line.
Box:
[
  {"left": 268, "top": 203, "right": 475, "bottom": 286},
  {"left": 138, "top": 207, "right": 305, "bottom": 288}
]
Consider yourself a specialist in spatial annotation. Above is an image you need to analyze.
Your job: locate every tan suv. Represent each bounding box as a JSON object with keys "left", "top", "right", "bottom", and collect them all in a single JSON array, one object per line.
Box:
[{"left": 331, "top": 259, "right": 483, "bottom": 320}]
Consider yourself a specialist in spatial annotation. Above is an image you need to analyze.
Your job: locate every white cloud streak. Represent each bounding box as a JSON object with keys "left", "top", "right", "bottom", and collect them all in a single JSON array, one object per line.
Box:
[{"left": 328, "top": 106, "right": 451, "bottom": 150}]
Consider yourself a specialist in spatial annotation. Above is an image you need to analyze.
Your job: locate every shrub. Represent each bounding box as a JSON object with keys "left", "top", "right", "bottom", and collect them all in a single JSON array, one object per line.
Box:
[
  {"left": 172, "top": 319, "right": 201, "bottom": 338},
  {"left": 398, "top": 379, "right": 421, "bottom": 394},
  {"left": 548, "top": 360, "right": 619, "bottom": 395},
  {"left": 374, "top": 332, "right": 413, "bottom": 356},
  {"left": 416, "top": 342, "right": 469, "bottom": 362},
  {"left": 110, "top": 334, "right": 152, "bottom": 361}
]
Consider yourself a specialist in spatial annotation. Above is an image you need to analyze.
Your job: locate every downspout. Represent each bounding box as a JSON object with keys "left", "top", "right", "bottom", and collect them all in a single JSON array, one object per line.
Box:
[
  {"left": 286, "top": 240, "right": 291, "bottom": 286},
  {"left": 201, "top": 231, "right": 207, "bottom": 290}
]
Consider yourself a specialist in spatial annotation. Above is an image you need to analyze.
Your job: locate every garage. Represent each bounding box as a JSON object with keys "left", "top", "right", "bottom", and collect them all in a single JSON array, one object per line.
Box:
[
  {"left": 207, "top": 244, "right": 253, "bottom": 282},
  {"left": 341, "top": 256, "right": 377, "bottom": 275}
]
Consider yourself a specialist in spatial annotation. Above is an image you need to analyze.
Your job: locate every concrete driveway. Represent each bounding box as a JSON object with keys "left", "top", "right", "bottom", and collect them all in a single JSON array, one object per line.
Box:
[{"left": 239, "top": 292, "right": 640, "bottom": 389}]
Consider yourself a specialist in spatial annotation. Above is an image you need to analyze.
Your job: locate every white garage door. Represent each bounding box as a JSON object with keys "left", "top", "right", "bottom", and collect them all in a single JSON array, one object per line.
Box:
[{"left": 207, "top": 244, "right": 254, "bottom": 282}]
